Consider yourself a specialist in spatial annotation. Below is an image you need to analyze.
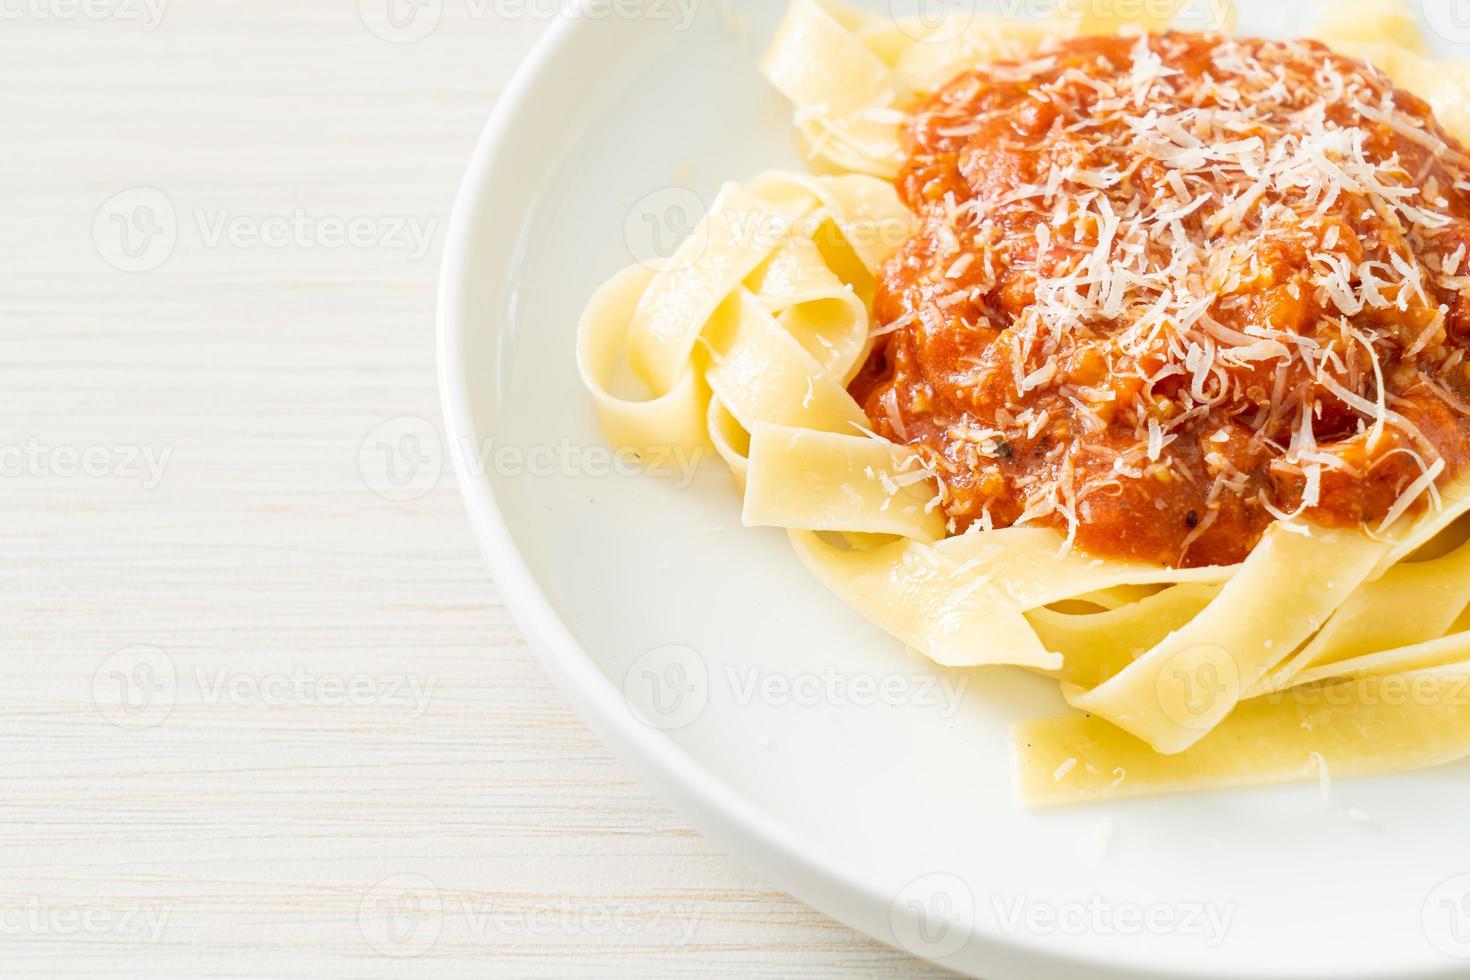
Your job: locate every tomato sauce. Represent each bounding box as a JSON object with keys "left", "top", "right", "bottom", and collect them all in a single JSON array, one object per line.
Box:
[{"left": 852, "top": 32, "right": 1470, "bottom": 567}]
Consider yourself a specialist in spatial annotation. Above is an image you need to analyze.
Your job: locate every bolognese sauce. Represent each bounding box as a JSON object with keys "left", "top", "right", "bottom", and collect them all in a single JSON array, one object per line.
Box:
[{"left": 850, "top": 31, "right": 1470, "bottom": 568}]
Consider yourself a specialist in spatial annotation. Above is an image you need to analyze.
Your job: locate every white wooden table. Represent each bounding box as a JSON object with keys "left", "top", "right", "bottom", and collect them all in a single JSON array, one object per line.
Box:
[{"left": 0, "top": 2, "right": 949, "bottom": 976}]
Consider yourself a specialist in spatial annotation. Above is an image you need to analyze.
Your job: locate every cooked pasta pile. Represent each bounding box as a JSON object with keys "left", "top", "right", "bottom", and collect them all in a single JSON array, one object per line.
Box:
[{"left": 578, "top": 0, "right": 1470, "bottom": 805}]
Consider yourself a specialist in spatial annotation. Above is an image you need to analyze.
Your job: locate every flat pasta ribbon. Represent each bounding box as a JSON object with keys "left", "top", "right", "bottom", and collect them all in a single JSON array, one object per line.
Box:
[{"left": 577, "top": 171, "right": 916, "bottom": 470}]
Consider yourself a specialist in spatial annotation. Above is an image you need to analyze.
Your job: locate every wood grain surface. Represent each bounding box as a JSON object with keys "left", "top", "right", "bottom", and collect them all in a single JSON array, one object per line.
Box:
[{"left": 0, "top": 1, "right": 953, "bottom": 977}]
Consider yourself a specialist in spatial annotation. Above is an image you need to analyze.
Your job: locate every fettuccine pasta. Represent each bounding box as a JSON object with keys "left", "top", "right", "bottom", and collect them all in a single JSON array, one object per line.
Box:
[{"left": 577, "top": 0, "right": 1470, "bottom": 805}]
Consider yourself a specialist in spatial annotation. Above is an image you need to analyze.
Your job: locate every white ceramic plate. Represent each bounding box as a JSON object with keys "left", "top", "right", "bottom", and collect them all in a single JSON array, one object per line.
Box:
[{"left": 439, "top": 3, "right": 1470, "bottom": 976}]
